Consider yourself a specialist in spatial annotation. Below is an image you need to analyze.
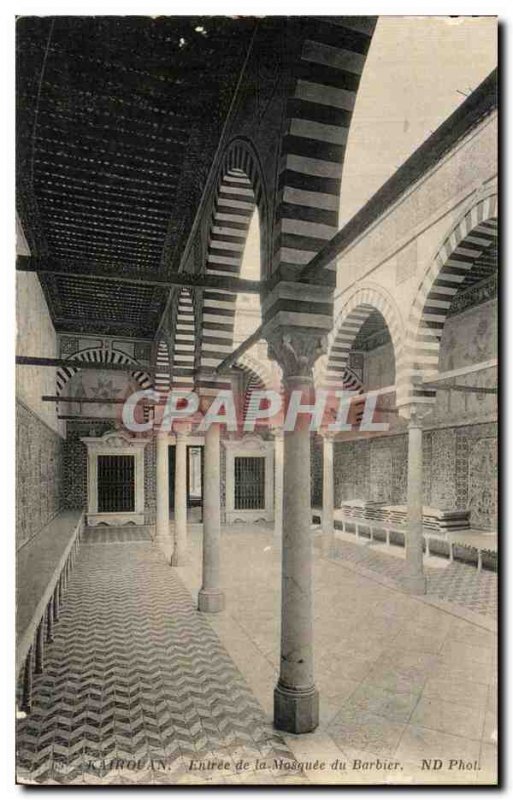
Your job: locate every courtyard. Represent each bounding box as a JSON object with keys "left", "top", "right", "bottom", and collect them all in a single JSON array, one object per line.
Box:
[{"left": 16, "top": 522, "right": 497, "bottom": 786}]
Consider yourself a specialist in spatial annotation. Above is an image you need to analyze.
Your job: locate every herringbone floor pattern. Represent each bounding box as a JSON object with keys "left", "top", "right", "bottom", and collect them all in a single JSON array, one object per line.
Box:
[{"left": 16, "top": 540, "right": 303, "bottom": 785}]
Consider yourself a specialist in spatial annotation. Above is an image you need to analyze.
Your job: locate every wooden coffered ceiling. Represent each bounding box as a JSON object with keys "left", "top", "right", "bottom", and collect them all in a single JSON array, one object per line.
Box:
[{"left": 16, "top": 16, "right": 256, "bottom": 338}]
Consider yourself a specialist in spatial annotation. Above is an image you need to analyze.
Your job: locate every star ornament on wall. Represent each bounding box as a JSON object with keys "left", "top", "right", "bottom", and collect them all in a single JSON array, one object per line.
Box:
[{"left": 87, "top": 378, "right": 123, "bottom": 412}]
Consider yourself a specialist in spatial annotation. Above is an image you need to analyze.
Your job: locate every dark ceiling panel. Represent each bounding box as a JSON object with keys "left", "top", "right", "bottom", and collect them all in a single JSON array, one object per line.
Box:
[{"left": 17, "top": 15, "right": 256, "bottom": 337}]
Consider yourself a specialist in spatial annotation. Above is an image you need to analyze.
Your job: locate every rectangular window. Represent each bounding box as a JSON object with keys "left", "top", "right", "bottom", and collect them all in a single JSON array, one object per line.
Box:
[
  {"left": 234, "top": 456, "right": 265, "bottom": 510},
  {"left": 188, "top": 446, "right": 202, "bottom": 499},
  {"left": 97, "top": 455, "right": 135, "bottom": 512}
]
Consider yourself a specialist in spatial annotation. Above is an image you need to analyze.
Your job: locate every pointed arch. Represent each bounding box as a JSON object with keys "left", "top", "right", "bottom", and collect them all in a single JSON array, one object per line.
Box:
[
  {"left": 398, "top": 193, "right": 498, "bottom": 408},
  {"left": 198, "top": 140, "right": 268, "bottom": 387}
]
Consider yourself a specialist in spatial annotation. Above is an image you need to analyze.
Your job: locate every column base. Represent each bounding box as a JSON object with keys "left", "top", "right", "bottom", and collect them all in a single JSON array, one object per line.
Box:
[
  {"left": 273, "top": 683, "right": 319, "bottom": 734},
  {"left": 402, "top": 573, "right": 427, "bottom": 595},
  {"left": 198, "top": 588, "right": 225, "bottom": 613},
  {"left": 155, "top": 535, "right": 173, "bottom": 564}
]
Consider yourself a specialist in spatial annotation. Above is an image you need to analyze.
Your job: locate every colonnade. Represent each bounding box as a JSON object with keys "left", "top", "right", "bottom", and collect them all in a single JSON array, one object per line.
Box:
[{"left": 153, "top": 375, "right": 427, "bottom": 736}]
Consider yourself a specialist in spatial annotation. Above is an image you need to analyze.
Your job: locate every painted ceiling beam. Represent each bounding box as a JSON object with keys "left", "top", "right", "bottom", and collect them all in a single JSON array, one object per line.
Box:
[
  {"left": 17, "top": 255, "right": 263, "bottom": 294},
  {"left": 42, "top": 395, "right": 127, "bottom": 404},
  {"left": 42, "top": 395, "right": 172, "bottom": 404},
  {"left": 57, "top": 415, "right": 119, "bottom": 421},
  {"left": 16, "top": 356, "right": 155, "bottom": 374}
]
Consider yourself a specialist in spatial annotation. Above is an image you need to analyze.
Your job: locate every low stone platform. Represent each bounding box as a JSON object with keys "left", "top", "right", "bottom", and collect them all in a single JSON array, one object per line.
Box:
[
  {"left": 16, "top": 534, "right": 303, "bottom": 786},
  {"left": 16, "top": 510, "right": 84, "bottom": 673}
]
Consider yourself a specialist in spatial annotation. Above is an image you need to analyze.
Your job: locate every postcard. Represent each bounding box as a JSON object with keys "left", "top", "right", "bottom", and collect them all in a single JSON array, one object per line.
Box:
[{"left": 15, "top": 14, "right": 497, "bottom": 786}]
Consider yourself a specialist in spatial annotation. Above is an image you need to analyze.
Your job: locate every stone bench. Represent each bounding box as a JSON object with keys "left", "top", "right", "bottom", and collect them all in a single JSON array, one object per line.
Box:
[
  {"left": 311, "top": 509, "right": 497, "bottom": 571},
  {"left": 446, "top": 529, "right": 497, "bottom": 571},
  {"left": 16, "top": 509, "right": 85, "bottom": 714}
]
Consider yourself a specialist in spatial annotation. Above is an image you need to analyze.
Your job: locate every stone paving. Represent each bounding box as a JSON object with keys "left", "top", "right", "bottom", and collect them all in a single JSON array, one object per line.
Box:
[
  {"left": 178, "top": 524, "right": 498, "bottom": 785},
  {"left": 17, "top": 522, "right": 498, "bottom": 786}
]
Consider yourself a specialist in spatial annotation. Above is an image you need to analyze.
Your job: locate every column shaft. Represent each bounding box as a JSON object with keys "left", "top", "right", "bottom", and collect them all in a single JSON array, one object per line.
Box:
[
  {"left": 404, "top": 416, "right": 427, "bottom": 594},
  {"left": 198, "top": 424, "right": 224, "bottom": 612},
  {"left": 155, "top": 431, "right": 170, "bottom": 554},
  {"left": 35, "top": 620, "right": 44, "bottom": 675},
  {"left": 274, "top": 376, "right": 318, "bottom": 734},
  {"left": 274, "top": 432, "right": 284, "bottom": 536},
  {"left": 171, "top": 432, "right": 188, "bottom": 566},
  {"left": 322, "top": 436, "right": 334, "bottom": 535}
]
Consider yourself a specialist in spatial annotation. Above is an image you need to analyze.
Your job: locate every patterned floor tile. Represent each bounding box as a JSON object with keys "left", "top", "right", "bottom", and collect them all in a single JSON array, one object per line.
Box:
[
  {"left": 82, "top": 526, "right": 153, "bottom": 544},
  {"left": 16, "top": 538, "right": 303, "bottom": 785},
  {"left": 321, "top": 534, "right": 497, "bottom": 619}
]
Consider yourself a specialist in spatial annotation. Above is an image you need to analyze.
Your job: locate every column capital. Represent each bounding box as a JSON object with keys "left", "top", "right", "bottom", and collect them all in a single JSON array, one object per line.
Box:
[
  {"left": 266, "top": 327, "right": 327, "bottom": 380},
  {"left": 271, "top": 426, "right": 284, "bottom": 439},
  {"left": 402, "top": 403, "right": 431, "bottom": 427},
  {"left": 320, "top": 429, "right": 336, "bottom": 441}
]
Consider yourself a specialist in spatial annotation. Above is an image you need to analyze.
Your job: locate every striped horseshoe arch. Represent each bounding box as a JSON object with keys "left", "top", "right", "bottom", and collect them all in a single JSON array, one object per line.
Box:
[
  {"left": 154, "top": 339, "right": 171, "bottom": 395},
  {"left": 273, "top": 17, "right": 376, "bottom": 276},
  {"left": 237, "top": 351, "right": 279, "bottom": 393},
  {"left": 56, "top": 347, "right": 153, "bottom": 397},
  {"left": 198, "top": 141, "right": 266, "bottom": 393},
  {"left": 235, "top": 354, "right": 281, "bottom": 428},
  {"left": 398, "top": 194, "right": 498, "bottom": 408},
  {"left": 235, "top": 361, "right": 267, "bottom": 424},
  {"left": 170, "top": 288, "right": 196, "bottom": 392},
  {"left": 320, "top": 286, "right": 404, "bottom": 391}
]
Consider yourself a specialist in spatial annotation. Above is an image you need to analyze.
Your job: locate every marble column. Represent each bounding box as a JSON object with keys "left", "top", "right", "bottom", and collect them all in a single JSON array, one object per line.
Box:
[
  {"left": 156, "top": 429, "right": 171, "bottom": 559},
  {"left": 198, "top": 423, "right": 225, "bottom": 613},
  {"left": 322, "top": 432, "right": 335, "bottom": 553},
  {"left": 268, "top": 329, "right": 324, "bottom": 734},
  {"left": 171, "top": 428, "right": 188, "bottom": 566},
  {"left": 403, "top": 405, "right": 427, "bottom": 594},
  {"left": 273, "top": 428, "right": 284, "bottom": 536}
]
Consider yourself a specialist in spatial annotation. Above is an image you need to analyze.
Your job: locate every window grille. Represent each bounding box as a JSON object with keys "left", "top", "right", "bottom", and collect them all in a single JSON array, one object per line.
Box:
[
  {"left": 97, "top": 455, "right": 135, "bottom": 512},
  {"left": 234, "top": 456, "right": 265, "bottom": 510}
]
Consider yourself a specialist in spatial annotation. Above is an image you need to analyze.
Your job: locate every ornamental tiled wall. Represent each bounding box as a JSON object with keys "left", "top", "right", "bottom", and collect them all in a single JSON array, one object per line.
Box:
[
  {"left": 16, "top": 400, "right": 64, "bottom": 550},
  {"left": 327, "top": 422, "right": 497, "bottom": 530},
  {"left": 311, "top": 436, "right": 323, "bottom": 507},
  {"left": 144, "top": 438, "right": 156, "bottom": 525},
  {"left": 61, "top": 422, "right": 111, "bottom": 511}
]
